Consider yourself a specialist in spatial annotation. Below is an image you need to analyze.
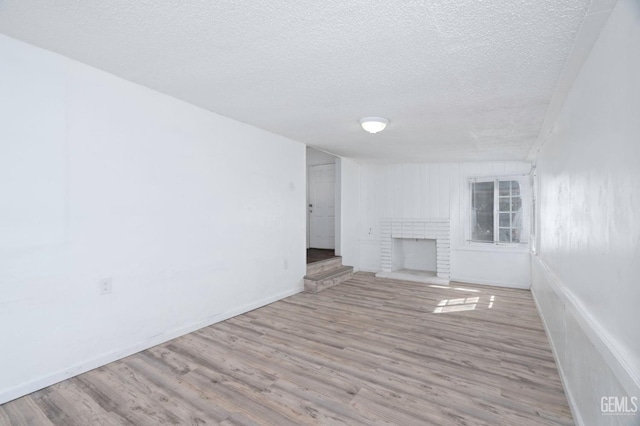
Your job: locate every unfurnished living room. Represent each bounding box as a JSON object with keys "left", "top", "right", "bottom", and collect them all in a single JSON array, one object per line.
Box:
[{"left": 0, "top": 1, "right": 638, "bottom": 425}]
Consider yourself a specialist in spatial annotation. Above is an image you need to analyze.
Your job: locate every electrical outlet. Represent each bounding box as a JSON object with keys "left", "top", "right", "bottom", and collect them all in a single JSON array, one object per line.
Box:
[
  {"left": 284, "top": 259, "right": 289, "bottom": 270},
  {"left": 99, "top": 277, "right": 112, "bottom": 295}
]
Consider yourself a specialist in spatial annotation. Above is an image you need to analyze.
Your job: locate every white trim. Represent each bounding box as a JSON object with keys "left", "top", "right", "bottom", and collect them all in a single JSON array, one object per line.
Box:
[
  {"left": 457, "top": 244, "right": 529, "bottom": 254},
  {"left": 467, "top": 173, "right": 530, "bottom": 181},
  {"left": 450, "top": 276, "right": 530, "bottom": 289},
  {"left": 376, "top": 270, "right": 449, "bottom": 285},
  {"left": 531, "top": 288, "right": 585, "bottom": 426},
  {"left": 528, "top": 166, "right": 537, "bottom": 255},
  {"left": 466, "top": 175, "right": 531, "bottom": 248},
  {"left": 0, "top": 286, "right": 303, "bottom": 405},
  {"left": 532, "top": 255, "right": 640, "bottom": 399}
]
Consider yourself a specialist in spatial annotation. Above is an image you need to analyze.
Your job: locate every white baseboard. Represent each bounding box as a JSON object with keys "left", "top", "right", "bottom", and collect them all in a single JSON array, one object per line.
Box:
[
  {"left": 450, "top": 275, "right": 530, "bottom": 289},
  {"left": 358, "top": 269, "right": 530, "bottom": 289},
  {"left": 531, "top": 255, "right": 640, "bottom": 423},
  {"left": 532, "top": 255, "right": 640, "bottom": 398},
  {"left": 375, "top": 270, "right": 450, "bottom": 285},
  {"left": 0, "top": 286, "right": 303, "bottom": 405},
  {"left": 531, "top": 287, "right": 585, "bottom": 426}
]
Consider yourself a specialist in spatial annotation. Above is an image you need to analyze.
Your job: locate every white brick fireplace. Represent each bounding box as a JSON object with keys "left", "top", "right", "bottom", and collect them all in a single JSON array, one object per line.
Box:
[{"left": 375, "top": 218, "right": 450, "bottom": 284}]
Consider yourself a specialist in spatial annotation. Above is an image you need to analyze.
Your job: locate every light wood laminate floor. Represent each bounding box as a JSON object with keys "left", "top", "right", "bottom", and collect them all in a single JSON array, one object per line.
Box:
[{"left": 0, "top": 272, "right": 573, "bottom": 425}]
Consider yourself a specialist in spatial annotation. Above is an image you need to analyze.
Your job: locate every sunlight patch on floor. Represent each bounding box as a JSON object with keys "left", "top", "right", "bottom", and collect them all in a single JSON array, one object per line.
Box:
[{"left": 433, "top": 295, "right": 496, "bottom": 313}]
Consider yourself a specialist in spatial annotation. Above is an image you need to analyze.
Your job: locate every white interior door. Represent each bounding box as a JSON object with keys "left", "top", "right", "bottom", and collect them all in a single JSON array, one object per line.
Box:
[{"left": 309, "top": 164, "right": 335, "bottom": 249}]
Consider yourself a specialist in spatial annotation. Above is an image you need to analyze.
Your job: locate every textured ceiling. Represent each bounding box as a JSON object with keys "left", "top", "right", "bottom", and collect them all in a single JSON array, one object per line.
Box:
[{"left": 0, "top": 1, "right": 613, "bottom": 162}]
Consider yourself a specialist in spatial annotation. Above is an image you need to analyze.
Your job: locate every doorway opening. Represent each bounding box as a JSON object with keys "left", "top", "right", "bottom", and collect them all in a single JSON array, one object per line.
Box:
[
  {"left": 306, "top": 147, "right": 339, "bottom": 264},
  {"left": 306, "top": 248, "right": 336, "bottom": 264}
]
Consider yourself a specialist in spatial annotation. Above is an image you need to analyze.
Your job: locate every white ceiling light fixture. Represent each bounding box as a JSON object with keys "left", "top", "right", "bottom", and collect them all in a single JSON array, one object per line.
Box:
[{"left": 359, "top": 117, "right": 389, "bottom": 134}]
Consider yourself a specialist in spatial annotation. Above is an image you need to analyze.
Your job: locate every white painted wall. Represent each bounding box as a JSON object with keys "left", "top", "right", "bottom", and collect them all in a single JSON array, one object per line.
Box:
[
  {"left": 356, "top": 161, "right": 531, "bottom": 288},
  {"left": 531, "top": 1, "right": 640, "bottom": 423},
  {"left": 306, "top": 146, "right": 336, "bottom": 167},
  {"left": 338, "top": 157, "right": 360, "bottom": 268},
  {"left": 0, "top": 35, "right": 306, "bottom": 404}
]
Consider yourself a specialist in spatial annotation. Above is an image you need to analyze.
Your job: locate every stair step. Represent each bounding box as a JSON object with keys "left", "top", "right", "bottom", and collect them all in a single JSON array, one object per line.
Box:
[
  {"left": 304, "top": 265, "right": 353, "bottom": 294},
  {"left": 306, "top": 256, "right": 343, "bottom": 276}
]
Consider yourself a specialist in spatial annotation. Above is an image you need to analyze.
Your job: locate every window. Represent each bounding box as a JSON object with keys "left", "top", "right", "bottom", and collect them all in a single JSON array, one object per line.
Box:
[
  {"left": 530, "top": 168, "right": 537, "bottom": 253},
  {"left": 470, "top": 178, "right": 525, "bottom": 244}
]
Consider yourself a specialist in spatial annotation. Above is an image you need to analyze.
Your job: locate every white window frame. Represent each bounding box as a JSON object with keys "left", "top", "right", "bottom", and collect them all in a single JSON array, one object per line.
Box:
[{"left": 467, "top": 175, "right": 530, "bottom": 247}]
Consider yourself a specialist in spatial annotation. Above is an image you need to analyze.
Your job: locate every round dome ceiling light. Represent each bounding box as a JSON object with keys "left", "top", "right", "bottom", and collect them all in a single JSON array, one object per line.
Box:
[{"left": 359, "top": 116, "right": 389, "bottom": 134}]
